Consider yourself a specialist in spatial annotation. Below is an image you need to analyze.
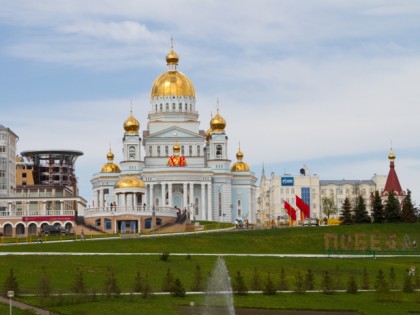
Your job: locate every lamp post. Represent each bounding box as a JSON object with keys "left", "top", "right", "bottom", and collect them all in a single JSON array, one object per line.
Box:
[{"left": 7, "top": 290, "right": 14, "bottom": 315}]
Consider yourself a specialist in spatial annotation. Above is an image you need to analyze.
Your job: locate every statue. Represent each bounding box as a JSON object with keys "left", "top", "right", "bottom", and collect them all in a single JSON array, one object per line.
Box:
[{"left": 167, "top": 142, "right": 187, "bottom": 167}]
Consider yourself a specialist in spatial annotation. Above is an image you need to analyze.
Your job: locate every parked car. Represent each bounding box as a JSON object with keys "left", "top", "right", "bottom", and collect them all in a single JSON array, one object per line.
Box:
[
  {"left": 41, "top": 225, "right": 70, "bottom": 235},
  {"left": 302, "top": 218, "right": 319, "bottom": 226},
  {"left": 310, "top": 218, "right": 319, "bottom": 226}
]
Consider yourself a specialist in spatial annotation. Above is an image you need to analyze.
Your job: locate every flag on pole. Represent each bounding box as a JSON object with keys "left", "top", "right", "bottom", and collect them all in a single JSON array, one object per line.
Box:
[
  {"left": 284, "top": 201, "right": 297, "bottom": 221},
  {"left": 296, "top": 195, "right": 310, "bottom": 219}
]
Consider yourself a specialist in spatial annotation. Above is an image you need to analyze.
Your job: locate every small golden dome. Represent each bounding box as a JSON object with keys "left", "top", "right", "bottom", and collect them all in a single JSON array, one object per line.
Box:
[
  {"left": 115, "top": 175, "right": 145, "bottom": 189},
  {"left": 124, "top": 111, "right": 140, "bottom": 134},
  {"left": 205, "top": 128, "right": 213, "bottom": 142},
  {"left": 101, "top": 149, "right": 121, "bottom": 173},
  {"left": 231, "top": 147, "right": 250, "bottom": 172},
  {"left": 210, "top": 109, "right": 226, "bottom": 132},
  {"left": 388, "top": 149, "right": 396, "bottom": 160},
  {"left": 173, "top": 142, "right": 180, "bottom": 151},
  {"left": 150, "top": 49, "right": 195, "bottom": 98}
]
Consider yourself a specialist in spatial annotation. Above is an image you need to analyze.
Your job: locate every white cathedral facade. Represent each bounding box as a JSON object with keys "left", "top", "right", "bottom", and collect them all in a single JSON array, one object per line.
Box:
[{"left": 86, "top": 48, "right": 257, "bottom": 233}]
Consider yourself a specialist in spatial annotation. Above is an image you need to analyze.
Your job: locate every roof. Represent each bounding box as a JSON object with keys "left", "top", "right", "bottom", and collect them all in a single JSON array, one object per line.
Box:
[{"left": 320, "top": 179, "right": 375, "bottom": 186}]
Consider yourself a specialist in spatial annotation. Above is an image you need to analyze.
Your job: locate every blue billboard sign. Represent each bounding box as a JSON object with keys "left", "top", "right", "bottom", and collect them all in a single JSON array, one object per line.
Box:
[{"left": 281, "top": 177, "right": 294, "bottom": 186}]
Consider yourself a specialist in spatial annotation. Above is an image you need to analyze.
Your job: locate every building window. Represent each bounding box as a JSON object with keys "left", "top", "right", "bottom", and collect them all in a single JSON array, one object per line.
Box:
[
  {"left": 172, "top": 103, "right": 176, "bottom": 111},
  {"left": 321, "top": 189, "right": 326, "bottom": 195},
  {"left": 197, "top": 145, "right": 200, "bottom": 156},
  {"left": 195, "top": 197, "right": 199, "bottom": 216},
  {"left": 95, "top": 219, "right": 101, "bottom": 227},
  {"left": 0, "top": 146, "right": 5, "bottom": 153},
  {"left": 149, "top": 146, "right": 152, "bottom": 156},
  {"left": 129, "top": 146, "right": 136, "bottom": 160},
  {"left": 189, "top": 146, "right": 192, "bottom": 156},
  {"left": 159, "top": 104, "right": 163, "bottom": 112},
  {"left": 165, "top": 146, "right": 169, "bottom": 156},
  {"left": 337, "top": 188, "right": 343, "bottom": 195},
  {"left": 105, "top": 218, "right": 112, "bottom": 230},
  {"left": 157, "top": 146, "right": 161, "bottom": 157},
  {"left": 166, "top": 103, "right": 169, "bottom": 111},
  {"left": 238, "top": 200, "right": 241, "bottom": 207},
  {"left": 216, "top": 145, "right": 222, "bottom": 158},
  {"left": 22, "top": 173, "right": 27, "bottom": 178},
  {"left": 181, "top": 145, "right": 185, "bottom": 156},
  {"left": 179, "top": 103, "right": 182, "bottom": 112}
]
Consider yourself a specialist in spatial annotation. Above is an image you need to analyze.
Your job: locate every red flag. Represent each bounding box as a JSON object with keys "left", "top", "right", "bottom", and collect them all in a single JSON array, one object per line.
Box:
[
  {"left": 284, "top": 201, "right": 297, "bottom": 221},
  {"left": 296, "top": 195, "right": 310, "bottom": 218}
]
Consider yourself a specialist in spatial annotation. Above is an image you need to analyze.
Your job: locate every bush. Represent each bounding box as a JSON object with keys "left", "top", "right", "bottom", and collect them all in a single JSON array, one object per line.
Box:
[
  {"left": 304, "top": 269, "right": 315, "bottom": 291},
  {"left": 170, "top": 278, "right": 186, "bottom": 297},
  {"left": 160, "top": 252, "right": 170, "bottom": 261},
  {"left": 3, "top": 268, "right": 19, "bottom": 297},
  {"left": 294, "top": 271, "right": 305, "bottom": 294},
  {"left": 263, "top": 272, "right": 276, "bottom": 295},
  {"left": 191, "top": 264, "right": 204, "bottom": 292},
  {"left": 232, "top": 271, "right": 248, "bottom": 295},
  {"left": 162, "top": 268, "right": 174, "bottom": 292},
  {"left": 346, "top": 274, "right": 358, "bottom": 294},
  {"left": 321, "top": 271, "right": 334, "bottom": 295}
]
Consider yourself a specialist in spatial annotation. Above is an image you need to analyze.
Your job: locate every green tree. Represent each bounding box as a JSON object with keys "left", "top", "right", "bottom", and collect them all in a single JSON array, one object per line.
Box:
[
  {"left": 321, "top": 271, "right": 334, "bottom": 295},
  {"left": 322, "top": 194, "right": 338, "bottom": 219},
  {"left": 374, "top": 269, "right": 389, "bottom": 293},
  {"left": 38, "top": 267, "right": 51, "bottom": 298},
  {"left": 72, "top": 269, "right": 86, "bottom": 294},
  {"left": 170, "top": 278, "right": 186, "bottom": 297},
  {"left": 401, "top": 189, "right": 417, "bottom": 223},
  {"left": 353, "top": 195, "right": 370, "bottom": 223},
  {"left": 2, "top": 268, "right": 19, "bottom": 297},
  {"left": 162, "top": 268, "right": 175, "bottom": 292},
  {"left": 384, "top": 191, "right": 401, "bottom": 223},
  {"left": 141, "top": 274, "right": 152, "bottom": 299},
  {"left": 346, "top": 274, "right": 358, "bottom": 294},
  {"left": 232, "top": 271, "right": 248, "bottom": 295},
  {"left": 361, "top": 267, "right": 370, "bottom": 290},
  {"left": 278, "top": 268, "right": 288, "bottom": 291},
  {"left": 340, "top": 197, "right": 353, "bottom": 225},
  {"left": 294, "top": 271, "right": 305, "bottom": 294},
  {"left": 251, "top": 267, "right": 262, "bottom": 291},
  {"left": 133, "top": 271, "right": 143, "bottom": 293},
  {"left": 104, "top": 267, "right": 120, "bottom": 296},
  {"left": 191, "top": 264, "right": 204, "bottom": 292},
  {"left": 304, "top": 269, "right": 315, "bottom": 291},
  {"left": 263, "top": 272, "right": 276, "bottom": 295},
  {"left": 372, "top": 191, "right": 384, "bottom": 223}
]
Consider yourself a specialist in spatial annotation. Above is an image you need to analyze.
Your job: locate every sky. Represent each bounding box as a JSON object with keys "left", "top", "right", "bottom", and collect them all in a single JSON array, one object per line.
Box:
[{"left": 1, "top": 0, "right": 420, "bottom": 205}]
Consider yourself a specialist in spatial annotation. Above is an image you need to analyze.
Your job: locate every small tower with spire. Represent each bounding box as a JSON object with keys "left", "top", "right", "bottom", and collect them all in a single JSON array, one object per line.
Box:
[
  {"left": 381, "top": 147, "right": 405, "bottom": 202},
  {"left": 120, "top": 108, "right": 144, "bottom": 173}
]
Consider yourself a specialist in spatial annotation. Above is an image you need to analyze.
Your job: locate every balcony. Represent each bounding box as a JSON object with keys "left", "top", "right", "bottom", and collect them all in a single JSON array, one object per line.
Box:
[{"left": 84, "top": 206, "right": 178, "bottom": 218}]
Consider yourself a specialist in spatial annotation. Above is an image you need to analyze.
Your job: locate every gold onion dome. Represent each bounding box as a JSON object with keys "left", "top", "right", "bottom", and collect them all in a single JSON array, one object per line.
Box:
[
  {"left": 150, "top": 48, "right": 195, "bottom": 98},
  {"left": 231, "top": 147, "right": 250, "bottom": 172},
  {"left": 101, "top": 149, "right": 121, "bottom": 173},
  {"left": 115, "top": 175, "right": 145, "bottom": 189},
  {"left": 124, "top": 111, "right": 140, "bottom": 134},
  {"left": 173, "top": 142, "right": 181, "bottom": 151},
  {"left": 388, "top": 148, "right": 396, "bottom": 160},
  {"left": 210, "top": 109, "right": 226, "bottom": 132},
  {"left": 205, "top": 128, "right": 213, "bottom": 142}
]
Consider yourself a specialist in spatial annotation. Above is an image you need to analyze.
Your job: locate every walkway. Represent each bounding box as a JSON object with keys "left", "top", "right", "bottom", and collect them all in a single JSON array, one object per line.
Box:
[{"left": 0, "top": 295, "right": 57, "bottom": 315}]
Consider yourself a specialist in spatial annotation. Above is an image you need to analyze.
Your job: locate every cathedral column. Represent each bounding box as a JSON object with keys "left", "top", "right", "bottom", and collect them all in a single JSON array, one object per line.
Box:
[
  {"left": 121, "top": 193, "right": 126, "bottom": 211},
  {"left": 99, "top": 189, "right": 104, "bottom": 210},
  {"left": 201, "top": 183, "right": 206, "bottom": 220},
  {"left": 162, "top": 183, "right": 166, "bottom": 207},
  {"left": 149, "top": 184, "right": 154, "bottom": 210},
  {"left": 207, "top": 184, "right": 212, "bottom": 221},
  {"left": 183, "top": 183, "right": 188, "bottom": 210},
  {"left": 189, "top": 183, "right": 194, "bottom": 216},
  {"left": 168, "top": 183, "right": 173, "bottom": 208}
]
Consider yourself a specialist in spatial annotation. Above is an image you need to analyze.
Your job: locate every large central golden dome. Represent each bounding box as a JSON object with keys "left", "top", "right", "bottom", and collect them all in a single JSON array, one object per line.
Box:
[{"left": 150, "top": 49, "right": 195, "bottom": 98}]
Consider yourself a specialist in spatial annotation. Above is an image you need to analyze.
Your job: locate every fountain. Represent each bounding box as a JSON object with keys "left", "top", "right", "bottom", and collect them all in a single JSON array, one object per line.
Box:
[{"left": 201, "top": 256, "right": 235, "bottom": 315}]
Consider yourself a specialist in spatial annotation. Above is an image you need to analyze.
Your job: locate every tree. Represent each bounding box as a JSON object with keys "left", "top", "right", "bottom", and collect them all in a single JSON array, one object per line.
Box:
[
  {"left": 304, "top": 269, "right": 315, "bottom": 291},
  {"left": 38, "top": 267, "right": 51, "bottom": 298},
  {"left": 401, "top": 189, "right": 417, "bottom": 223},
  {"left": 322, "top": 194, "right": 338, "bottom": 219},
  {"left": 361, "top": 267, "right": 370, "bottom": 290},
  {"left": 263, "top": 272, "right": 276, "bottom": 295},
  {"left": 133, "top": 271, "right": 143, "bottom": 293},
  {"left": 3, "top": 268, "right": 19, "bottom": 297},
  {"left": 389, "top": 267, "right": 396, "bottom": 290},
  {"left": 353, "top": 195, "right": 370, "bottom": 223},
  {"left": 162, "top": 268, "right": 175, "bottom": 292},
  {"left": 374, "top": 269, "right": 389, "bottom": 293},
  {"left": 340, "top": 197, "right": 353, "bottom": 225},
  {"left": 141, "top": 274, "right": 152, "bottom": 299},
  {"left": 251, "top": 267, "right": 262, "bottom": 291},
  {"left": 170, "top": 278, "right": 186, "bottom": 297},
  {"left": 232, "top": 271, "right": 248, "bottom": 295},
  {"left": 384, "top": 191, "right": 401, "bottom": 223},
  {"left": 321, "top": 271, "right": 334, "bottom": 295},
  {"left": 346, "top": 274, "right": 358, "bottom": 294},
  {"left": 294, "top": 271, "right": 305, "bottom": 294},
  {"left": 191, "top": 264, "right": 204, "bottom": 292},
  {"left": 371, "top": 191, "right": 384, "bottom": 223},
  {"left": 104, "top": 267, "right": 120, "bottom": 296},
  {"left": 278, "top": 268, "right": 288, "bottom": 291},
  {"left": 72, "top": 269, "right": 86, "bottom": 294}
]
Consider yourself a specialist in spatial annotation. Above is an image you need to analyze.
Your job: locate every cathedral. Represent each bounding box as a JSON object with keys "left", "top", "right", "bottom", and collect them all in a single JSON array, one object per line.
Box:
[{"left": 87, "top": 47, "right": 257, "bottom": 233}]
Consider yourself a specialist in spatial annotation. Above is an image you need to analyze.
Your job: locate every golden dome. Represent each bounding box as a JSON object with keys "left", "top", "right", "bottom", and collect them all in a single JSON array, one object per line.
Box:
[
  {"left": 205, "top": 128, "right": 213, "bottom": 142},
  {"left": 231, "top": 147, "right": 250, "bottom": 172},
  {"left": 124, "top": 111, "right": 140, "bottom": 134},
  {"left": 210, "top": 109, "right": 226, "bottom": 132},
  {"left": 388, "top": 149, "right": 396, "bottom": 160},
  {"left": 101, "top": 149, "right": 121, "bottom": 173},
  {"left": 115, "top": 175, "right": 145, "bottom": 189},
  {"left": 173, "top": 142, "right": 181, "bottom": 151},
  {"left": 150, "top": 49, "right": 195, "bottom": 98}
]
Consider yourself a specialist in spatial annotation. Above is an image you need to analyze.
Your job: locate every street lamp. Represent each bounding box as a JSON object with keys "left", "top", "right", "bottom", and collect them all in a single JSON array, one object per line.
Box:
[{"left": 7, "top": 290, "right": 14, "bottom": 315}]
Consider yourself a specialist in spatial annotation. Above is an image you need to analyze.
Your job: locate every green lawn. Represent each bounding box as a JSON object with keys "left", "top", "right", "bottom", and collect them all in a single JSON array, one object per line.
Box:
[{"left": 0, "top": 223, "right": 419, "bottom": 314}]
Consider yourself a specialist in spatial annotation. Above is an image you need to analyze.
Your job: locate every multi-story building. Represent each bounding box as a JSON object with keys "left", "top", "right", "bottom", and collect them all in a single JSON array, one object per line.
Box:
[
  {"left": 85, "top": 47, "right": 257, "bottom": 233},
  {"left": 0, "top": 124, "right": 18, "bottom": 212}
]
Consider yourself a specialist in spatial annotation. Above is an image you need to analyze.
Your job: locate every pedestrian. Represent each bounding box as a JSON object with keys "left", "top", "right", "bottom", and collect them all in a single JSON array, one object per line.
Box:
[
  {"left": 37, "top": 231, "right": 43, "bottom": 244},
  {"left": 81, "top": 229, "right": 85, "bottom": 241}
]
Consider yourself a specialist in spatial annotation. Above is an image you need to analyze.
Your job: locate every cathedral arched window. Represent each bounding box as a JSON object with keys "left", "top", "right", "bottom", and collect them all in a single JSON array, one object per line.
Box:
[
  {"left": 166, "top": 103, "right": 169, "bottom": 111},
  {"left": 197, "top": 145, "right": 200, "bottom": 156},
  {"left": 181, "top": 145, "right": 185, "bottom": 156},
  {"left": 216, "top": 145, "right": 223, "bottom": 158},
  {"left": 179, "top": 103, "right": 182, "bottom": 112},
  {"left": 185, "top": 103, "right": 188, "bottom": 111},
  {"left": 149, "top": 146, "right": 153, "bottom": 156},
  {"left": 172, "top": 103, "right": 176, "bottom": 111},
  {"left": 159, "top": 104, "right": 163, "bottom": 112},
  {"left": 155, "top": 104, "right": 158, "bottom": 112},
  {"left": 190, "top": 104, "right": 192, "bottom": 111},
  {"left": 165, "top": 145, "right": 169, "bottom": 156},
  {"left": 157, "top": 146, "right": 161, "bottom": 157},
  {"left": 129, "top": 146, "right": 136, "bottom": 160},
  {"left": 189, "top": 145, "right": 192, "bottom": 156}
]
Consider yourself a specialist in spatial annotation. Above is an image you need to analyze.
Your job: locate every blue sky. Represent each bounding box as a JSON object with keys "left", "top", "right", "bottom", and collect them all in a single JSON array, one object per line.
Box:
[{"left": 1, "top": 0, "right": 420, "bottom": 205}]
